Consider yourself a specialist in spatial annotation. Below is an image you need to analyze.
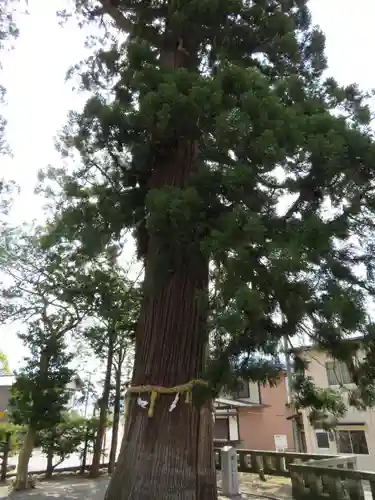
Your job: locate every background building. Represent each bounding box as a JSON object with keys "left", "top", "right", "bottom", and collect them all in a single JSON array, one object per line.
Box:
[
  {"left": 213, "top": 374, "right": 294, "bottom": 451},
  {"left": 298, "top": 345, "right": 375, "bottom": 471},
  {"left": 0, "top": 373, "right": 84, "bottom": 423},
  {"left": 0, "top": 374, "right": 15, "bottom": 422}
]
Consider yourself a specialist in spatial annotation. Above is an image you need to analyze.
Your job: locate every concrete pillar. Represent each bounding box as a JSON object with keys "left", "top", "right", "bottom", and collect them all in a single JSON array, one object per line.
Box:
[{"left": 220, "top": 446, "right": 241, "bottom": 498}]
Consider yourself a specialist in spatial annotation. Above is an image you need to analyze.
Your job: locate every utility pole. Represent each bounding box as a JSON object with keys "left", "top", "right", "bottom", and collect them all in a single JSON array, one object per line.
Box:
[
  {"left": 81, "top": 373, "right": 92, "bottom": 473},
  {"left": 283, "top": 335, "right": 299, "bottom": 452},
  {"left": 83, "top": 372, "right": 92, "bottom": 418}
]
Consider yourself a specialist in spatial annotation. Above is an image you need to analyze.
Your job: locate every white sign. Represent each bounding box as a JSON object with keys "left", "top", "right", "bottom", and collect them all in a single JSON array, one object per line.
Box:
[
  {"left": 221, "top": 446, "right": 239, "bottom": 497},
  {"left": 274, "top": 434, "right": 288, "bottom": 452}
]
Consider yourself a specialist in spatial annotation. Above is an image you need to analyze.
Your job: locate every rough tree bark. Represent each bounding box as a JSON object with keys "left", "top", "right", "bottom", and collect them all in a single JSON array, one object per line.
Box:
[
  {"left": 90, "top": 331, "right": 115, "bottom": 478},
  {"left": 14, "top": 426, "right": 36, "bottom": 490},
  {"left": 104, "top": 258, "right": 216, "bottom": 499},
  {"left": 108, "top": 349, "right": 122, "bottom": 474},
  {"left": 104, "top": 47, "right": 217, "bottom": 500}
]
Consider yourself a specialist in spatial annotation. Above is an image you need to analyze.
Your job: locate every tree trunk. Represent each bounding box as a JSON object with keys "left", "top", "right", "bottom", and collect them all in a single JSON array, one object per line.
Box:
[
  {"left": 46, "top": 447, "right": 54, "bottom": 479},
  {"left": 108, "top": 358, "right": 122, "bottom": 474},
  {"left": 80, "top": 424, "right": 89, "bottom": 474},
  {"left": 89, "top": 331, "right": 115, "bottom": 478},
  {"left": 105, "top": 58, "right": 217, "bottom": 500},
  {"left": 14, "top": 426, "right": 36, "bottom": 491},
  {"left": 1, "top": 432, "right": 11, "bottom": 482},
  {"left": 104, "top": 255, "right": 216, "bottom": 499}
]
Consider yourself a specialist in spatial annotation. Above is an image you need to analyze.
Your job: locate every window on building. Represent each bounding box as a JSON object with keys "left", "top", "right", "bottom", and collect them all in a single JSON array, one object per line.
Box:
[
  {"left": 337, "top": 429, "right": 369, "bottom": 455},
  {"left": 315, "top": 431, "right": 329, "bottom": 449},
  {"left": 249, "top": 381, "right": 261, "bottom": 404},
  {"left": 325, "top": 361, "right": 352, "bottom": 386},
  {"left": 299, "top": 431, "right": 307, "bottom": 453},
  {"left": 213, "top": 417, "right": 229, "bottom": 441},
  {"left": 233, "top": 380, "right": 250, "bottom": 399}
]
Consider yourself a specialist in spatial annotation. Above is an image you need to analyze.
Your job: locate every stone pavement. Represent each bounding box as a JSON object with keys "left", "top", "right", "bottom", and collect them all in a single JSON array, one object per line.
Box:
[
  {"left": 1, "top": 474, "right": 373, "bottom": 500},
  {"left": 5, "top": 477, "right": 108, "bottom": 499},
  {"left": 4, "top": 472, "right": 375, "bottom": 500},
  {"left": 0, "top": 474, "right": 291, "bottom": 500},
  {"left": 233, "top": 473, "right": 292, "bottom": 498}
]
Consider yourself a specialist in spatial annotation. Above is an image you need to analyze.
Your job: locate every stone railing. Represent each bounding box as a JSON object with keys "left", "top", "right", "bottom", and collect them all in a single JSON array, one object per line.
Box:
[
  {"left": 214, "top": 447, "right": 375, "bottom": 499},
  {"left": 290, "top": 455, "right": 375, "bottom": 500},
  {"left": 214, "top": 447, "right": 337, "bottom": 480}
]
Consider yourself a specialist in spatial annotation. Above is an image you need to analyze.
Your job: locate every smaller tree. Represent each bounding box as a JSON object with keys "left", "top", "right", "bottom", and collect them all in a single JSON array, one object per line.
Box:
[
  {"left": 38, "top": 414, "right": 93, "bottom": 477},
  {"left": 79, "top": 411, "right": 111, "bottom": 473},
  {"left": 108, "top": 342, "right": 134, "bottom": 473},
  {"left": 0, "top": 230, "right": 91, "bottom": 490},
  {"left": 65, "top": 256, "right": 141, "bottom": 479},
  {"left": 9, "top": 324, "right": 74, "bottom": 490}
]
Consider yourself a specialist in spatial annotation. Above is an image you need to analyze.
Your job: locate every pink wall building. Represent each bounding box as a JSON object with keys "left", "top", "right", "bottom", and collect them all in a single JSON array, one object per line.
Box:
[{"left": 214, "top": 373, "right": 294, "bottom": 451}]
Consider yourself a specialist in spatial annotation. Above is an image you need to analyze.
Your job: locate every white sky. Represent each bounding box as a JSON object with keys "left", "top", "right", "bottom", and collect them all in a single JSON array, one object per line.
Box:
[{"left": 0, "top": 0, "right": 373, "bottom": 371}]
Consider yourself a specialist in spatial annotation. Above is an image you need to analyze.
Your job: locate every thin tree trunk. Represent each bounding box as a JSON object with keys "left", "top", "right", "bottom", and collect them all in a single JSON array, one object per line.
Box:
[
  {"left": 14, "top": 426, "right": 36, "bottom": 491},
  {"left": 46, "top": 447, "right": 54, "bottom": 478},
  {"left": 89, "top": 331, "right": 115, "bottom": 478},
  {"left": 105, "top": 93, "right": 217, "bottom": 500},
  {"left": 80, "top": 424, "right": 89, "bottom": 474},
  {"left": 108, "top": 357, "right": 122, "bottom": 474}
]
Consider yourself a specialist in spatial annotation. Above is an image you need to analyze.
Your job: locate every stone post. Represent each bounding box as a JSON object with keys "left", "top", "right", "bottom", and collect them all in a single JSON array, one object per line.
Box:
[{"left": 221, "top": 446, "right": 240, "bottom": 498}]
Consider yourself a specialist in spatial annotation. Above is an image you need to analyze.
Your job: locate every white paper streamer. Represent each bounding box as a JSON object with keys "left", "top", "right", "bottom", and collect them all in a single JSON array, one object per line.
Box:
[
  {"left": 169, "top": 392, "right": 180, "bottom": 412},
  {"left": 137, "top": 397, "right": 149, "bottom": 408}
]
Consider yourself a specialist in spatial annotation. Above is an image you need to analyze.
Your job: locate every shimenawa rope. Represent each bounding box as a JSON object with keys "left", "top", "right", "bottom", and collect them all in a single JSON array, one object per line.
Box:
[{"left": 124, "top": 379, "right": 209, "bottom": 418}]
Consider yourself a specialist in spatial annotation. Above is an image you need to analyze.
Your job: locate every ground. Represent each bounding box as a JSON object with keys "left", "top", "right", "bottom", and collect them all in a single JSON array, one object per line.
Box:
[
  {"left": 7, "top": 477, "right": 106, "bottom": 499},
  {"left": 235, "top": 473, "right": 292, "bottom": 499},
  {"left": 0, "top": 474, "right": 293, "bottom": 500},
  {"left": 2, "top": 472, "right": 374, "bottom": 500},
  {"left": 1, "top": 474, "right": 374, "bottom": 499}
]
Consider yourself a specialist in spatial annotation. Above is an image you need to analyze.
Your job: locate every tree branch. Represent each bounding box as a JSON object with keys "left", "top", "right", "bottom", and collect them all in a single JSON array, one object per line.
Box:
[{"left": 97, "top": 0, "right": 134, "bottom": 34}]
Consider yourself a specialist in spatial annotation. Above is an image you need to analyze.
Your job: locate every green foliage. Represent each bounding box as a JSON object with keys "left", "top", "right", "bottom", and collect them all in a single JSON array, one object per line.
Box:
[
  {"left": 0, "top": 229, "right": 88, "bottom": 327},
  {"left": 293, "top": 357, "right": 346, "bottom": 428},
  {"left": 0, "top": 351, "right": 10, "bottom": 374},
  {"left": 84, "top": 414, "right": 111, "bottom": 454},
  {"left": 0, "top": 0, "right": 19, "bottom": 155},
  {"left": 37, "top": 414, "right": 101, "bottom": 471},
  {"left": 0, "top": 0, "right": 18, "bottom": 52},
  {"left": 80, "top": 266, "right": 140, "bottom": 363},
  {"left": 0, "top": 422, "right": 25, "bottom": 454},
  {"left": 39, "top": 0, "right": 375, "bottom": 422},
  {"left": 73, "top": 259, "right": 141, "bottom": 354},
  {"left": 0, "top": 232, "right": 86, "bottom": 432},
  {"left": 9, "top": 339, "right": 74, "bottom": 431}
]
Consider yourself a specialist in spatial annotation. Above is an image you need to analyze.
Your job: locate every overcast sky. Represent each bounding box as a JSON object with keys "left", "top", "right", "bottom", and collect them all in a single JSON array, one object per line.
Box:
[{"left": 0, "top": 0, "right": 373, "bottom": 370}]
